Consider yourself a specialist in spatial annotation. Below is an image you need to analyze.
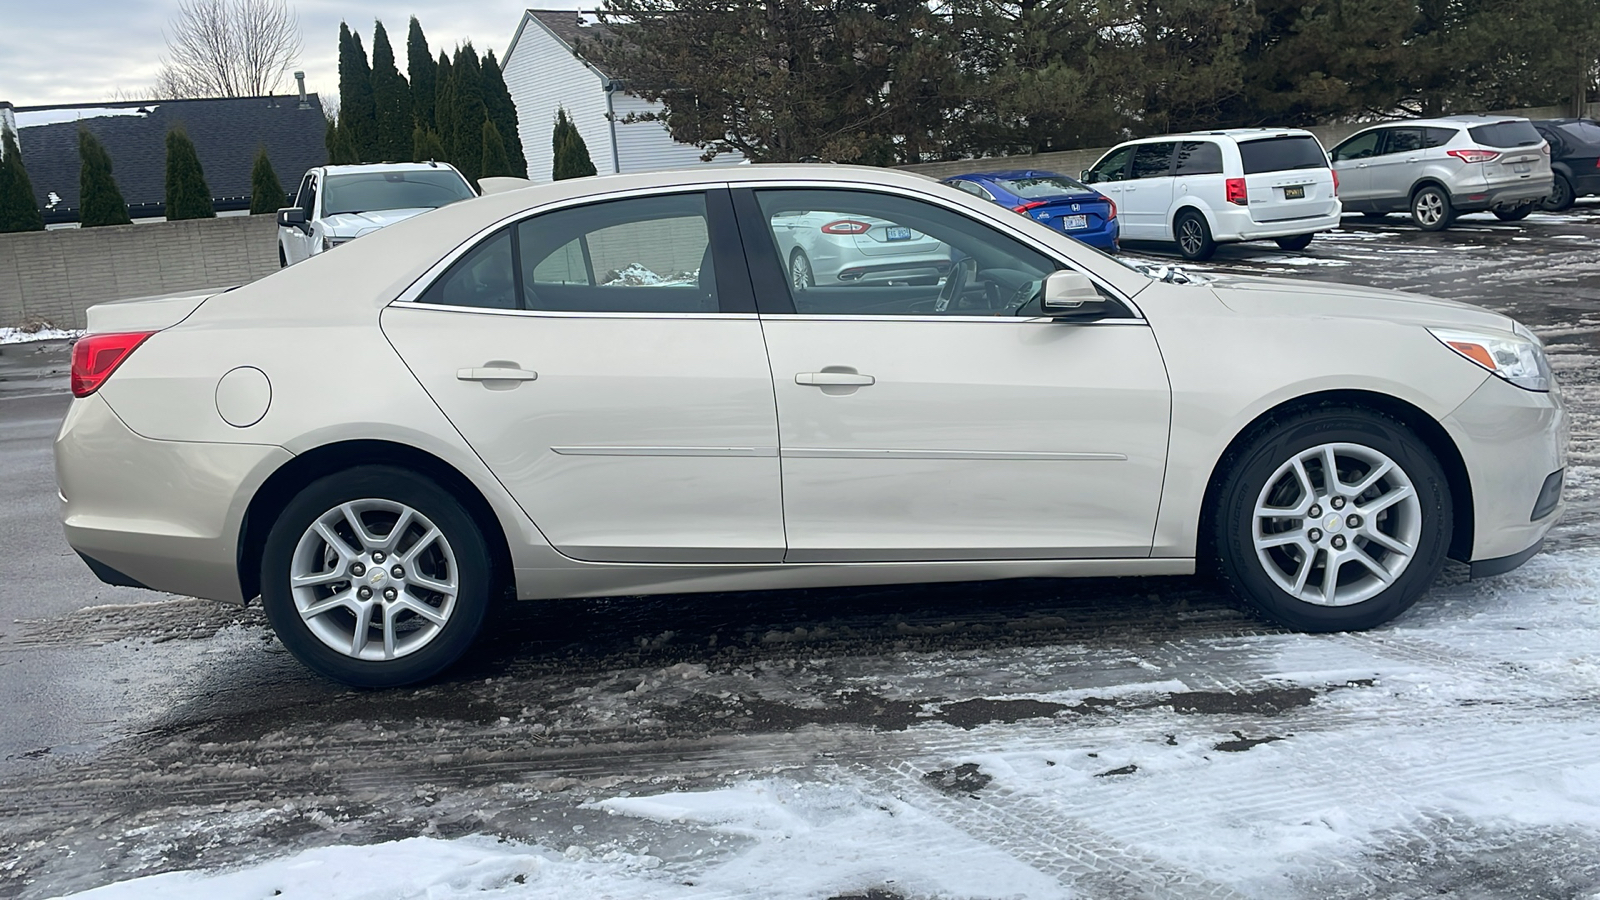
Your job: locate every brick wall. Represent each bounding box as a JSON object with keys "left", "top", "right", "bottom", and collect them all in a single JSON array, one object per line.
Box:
[{"left": 0, "top": 215, "right": 279, "bottom": 329}]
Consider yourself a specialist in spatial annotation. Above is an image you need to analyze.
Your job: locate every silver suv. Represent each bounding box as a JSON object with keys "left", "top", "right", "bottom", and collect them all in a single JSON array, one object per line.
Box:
[{"left": 1329, "top": 116, "right": 1552, "bottom": 231}]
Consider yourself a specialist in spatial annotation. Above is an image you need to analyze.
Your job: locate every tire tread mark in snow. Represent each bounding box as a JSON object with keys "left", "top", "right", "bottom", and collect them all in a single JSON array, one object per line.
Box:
[{"left": 858, "top": 760, "right": 1254, "bottom": 900}]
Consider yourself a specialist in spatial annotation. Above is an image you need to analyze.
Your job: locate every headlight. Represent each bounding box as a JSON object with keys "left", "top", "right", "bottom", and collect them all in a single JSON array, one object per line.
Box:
[
  {"left": 321, "top": 235, "right": 353, "bottom": 251},
  {"left": 1428, "top": 324, "right": 1552, "bottom": 392}
]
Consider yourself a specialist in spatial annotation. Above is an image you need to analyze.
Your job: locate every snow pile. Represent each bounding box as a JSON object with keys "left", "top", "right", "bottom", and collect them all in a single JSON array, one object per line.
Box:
[
  {"left": 599, "top": 263, "right": 700, "bottom": 287},
  {"left": 16, "top": 107, "right": 156, "bottom": 128},
  {"left": 0, "top": 325, "right": 82, "bottom": 344}
]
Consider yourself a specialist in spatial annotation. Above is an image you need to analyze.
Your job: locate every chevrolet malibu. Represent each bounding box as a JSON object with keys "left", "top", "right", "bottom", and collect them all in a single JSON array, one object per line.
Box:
[{"left": 57, "top": 166, "right": 1566, "bottom": 687}]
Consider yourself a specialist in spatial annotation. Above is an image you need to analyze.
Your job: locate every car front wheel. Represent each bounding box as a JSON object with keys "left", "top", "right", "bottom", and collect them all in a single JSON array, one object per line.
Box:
[
  {"left": 260, "top": 465, "right": 492, "bottom": 687},
  {"left": 1411, "top": 186, "right": 1453, "bottom": 231},
  {"left": 1213, "top": 408, "right": 1451, "bottom": 632},
  {"left": 1541, "top": 174, "right": 1574, "bottom": 212}
]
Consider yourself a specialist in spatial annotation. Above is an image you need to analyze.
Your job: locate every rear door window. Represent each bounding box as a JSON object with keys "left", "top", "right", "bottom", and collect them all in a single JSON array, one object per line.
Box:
[
  {"left": 1468, "top": 121, "right": 1543, "bottom": 148},
  {"left": 1384, "top": 128, "right": 1425, "bottom": 155},
  {"left": 1239, "top": 136, "right": 1328, "bottom": 173},
  {"left": 1174, "top": 141, "right": 1223, "bottom": 175},
  {"left": 1131, "top": 143, "right": 1175, "bottom": 179}
]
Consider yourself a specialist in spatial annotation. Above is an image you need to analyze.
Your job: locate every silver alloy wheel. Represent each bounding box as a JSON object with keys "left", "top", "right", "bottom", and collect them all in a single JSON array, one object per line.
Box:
[
  {"left": 1413, "top": 191, "right": 1445, "bottom": 227},
  {"left": 1252, "top": 442, "right": 1422, "bottom": 607},
  {"left": 790, "top": 251, "right": 814, "bottom": 292},
  {"left": 1178, "top": 217, "right": 1204, "bottom": 256},
  {"left": 289, "top": 498, "right": 459, "bottom": 661}
]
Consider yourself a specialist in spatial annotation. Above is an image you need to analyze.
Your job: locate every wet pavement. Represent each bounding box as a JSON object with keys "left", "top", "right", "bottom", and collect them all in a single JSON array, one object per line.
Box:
[{"left": 3, "top": 206, "right": 1600, "bottom": 899}]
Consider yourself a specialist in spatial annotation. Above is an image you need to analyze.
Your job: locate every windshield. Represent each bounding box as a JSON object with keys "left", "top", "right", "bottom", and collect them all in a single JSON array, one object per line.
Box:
[
  {"left": 994, "top": 175, "right": 1093, "bottom": 198},
  {"left": 1468, "top": 121, "right": 1543, "bottom": 148},
  {"left": 1239, "top": 136, "right": 1328, "bottom": 174},
  {"left": 321, "top": 170, "right": 476, "bottom": 216}
]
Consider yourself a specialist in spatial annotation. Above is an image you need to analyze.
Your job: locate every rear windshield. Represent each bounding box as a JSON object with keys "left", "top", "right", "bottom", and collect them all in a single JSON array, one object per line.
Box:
[
  {"left": 993, "top": 175, "right": 1092, "bottom": 198},
  {"left": 322, "top": 170, "right": 476, "bottom": 216},
  {"left": 1238, "top": 136, "right": 1328, "bottom": 174},
  {"left": 1558, "top": 121, "right": 1600, "bottom": 145},
  {"left": 1467, "top": 121, "right": 1543, "bottom": 148}
]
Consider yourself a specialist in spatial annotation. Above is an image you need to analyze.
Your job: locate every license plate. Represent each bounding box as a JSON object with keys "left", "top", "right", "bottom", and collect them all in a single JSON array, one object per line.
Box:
[
  {"left": 1513, "top": 162, "right": 1532, "bottom": 174},
  {"left": 1283, "top": 185, "right": 1306, "bottom": 200},
  {"left": 884, "top": 226, "right": 912, "bottom": 241},
  {"left": 1062, "top": 214, "right": 1088, "bottom": 231}
]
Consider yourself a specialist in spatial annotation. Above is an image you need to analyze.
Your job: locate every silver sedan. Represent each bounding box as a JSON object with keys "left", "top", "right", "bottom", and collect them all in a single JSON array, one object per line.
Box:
[{"left": 56, "top": 165, "right": 1566, "bottom": 686}]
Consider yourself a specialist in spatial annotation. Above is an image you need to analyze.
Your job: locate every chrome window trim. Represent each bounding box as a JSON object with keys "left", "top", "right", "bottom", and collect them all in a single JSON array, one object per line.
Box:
[
  {"left": 726, "top": 178, "right": 1144, "bottom": 320},
  {"left": 758, "top": 314, "right": 1146, "bottom": 327},
  {"left": 385, "top": 304, "right": 758, "bottom": 321}
]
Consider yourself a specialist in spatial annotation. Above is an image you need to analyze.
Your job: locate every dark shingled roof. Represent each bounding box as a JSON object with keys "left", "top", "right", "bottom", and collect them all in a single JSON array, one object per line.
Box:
[
  {"left": 527, "top": 9, "right": 614, "bottom": 71},
  {"left": 13, "top": 95, "right": 327, "bottom": 223}
]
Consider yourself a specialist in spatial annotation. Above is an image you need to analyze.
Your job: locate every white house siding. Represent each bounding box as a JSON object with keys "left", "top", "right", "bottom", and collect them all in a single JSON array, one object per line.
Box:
[
  {"left": 610, "top": 93, "right": 739, "bottom": 174},
  {"left": 502, "top": 17, "right": 614, "bottom": 184}
]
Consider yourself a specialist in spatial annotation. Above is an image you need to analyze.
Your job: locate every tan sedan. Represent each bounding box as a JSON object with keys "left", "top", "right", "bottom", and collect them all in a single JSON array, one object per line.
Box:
[{"left": 56, "top": 165, "right": 1566, "bottom": 686}]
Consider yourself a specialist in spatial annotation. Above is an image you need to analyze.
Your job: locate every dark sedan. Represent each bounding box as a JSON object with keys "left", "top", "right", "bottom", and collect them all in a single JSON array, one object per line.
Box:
[{"left": 1533, "top": 119, "right": 1600, "bottom": 211}]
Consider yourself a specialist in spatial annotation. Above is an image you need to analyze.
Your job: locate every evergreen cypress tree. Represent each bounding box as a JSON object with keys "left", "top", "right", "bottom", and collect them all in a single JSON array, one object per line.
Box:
[
  {"left": 407, "top": 17, "right": 437, "bottom": 132},
  {"left": 78, "top": 128, "right": 131, "bottom": 227},
  {"left": 337, "top": 22, "right": 378, "bottom": 163},
  {"left": 249, "top": 146, "right": 286, "bottom": 214},
  {"left": 324, "top": 117, "right": 337, "bottom": 160},
  {"left": 413, "top": 125, "right": 447, "bottom": 163},
  {"left": 164, "top": 127, "right": 215, "bottom": 220},
  {"left": 371, "top": 20, "right": 412, "bottom": 162},
  {"left": 481, "top": 50, "right": 527, "bottom": 178},
  {"left": 552, "top": 107, "right": 597, "bottom": 180},
  {"left": 329, "top": 120, "right": 361, "bottom": 165},
  {"left": 0, "top": 128, "right": 44, "bottom": 233},
  {"left": 481, "top": 118, "right": 513, "bottom": 180},
  {"left": 434, "top": 51, "right": 455, "bottom": 163},
  {"left": 448, "top": 43, "right": 488, "bottom": 186}
]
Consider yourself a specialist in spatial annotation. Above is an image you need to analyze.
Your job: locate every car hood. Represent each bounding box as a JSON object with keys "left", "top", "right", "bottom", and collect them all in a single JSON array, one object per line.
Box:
[
  {"left": 321, "top": 208, "right": 433, "bottom": 237},
  {"left": 1206, "top": 274, "right": 1515, "bottom": 333}
]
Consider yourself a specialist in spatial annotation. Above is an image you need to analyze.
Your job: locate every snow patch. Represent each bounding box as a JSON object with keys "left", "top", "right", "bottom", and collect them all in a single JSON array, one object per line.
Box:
[
  {"left": 16, "top": 106, "right": 156, "bottom": 129},
  {"left": 0, "top": 326, "right": 82, "bottom": 344}
]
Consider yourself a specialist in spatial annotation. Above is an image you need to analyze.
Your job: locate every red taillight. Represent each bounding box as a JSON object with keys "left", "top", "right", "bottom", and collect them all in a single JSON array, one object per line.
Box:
[
  {"left": 1331, "top": 169, "right": 1340, "bottom": 196},
  {"left": 1012, "top": 200, "right": 1048, "bottom": 214},
  {"left": 1106, "top": 197, "right": 1117, "bottom": 220},
  {"left": 1225, "top": 177, "right": 1248, "bottom": 206},
  {"left": 820, "top": 219, "right": 870, "bottom": 235},
  {"left": 1447, "top": 149, "right": 1500, "bottom": 163},
  {"left": 70, "top": 331, "right": 155, "bottom": 398},
  {"left": 1542, "top": 142, "right": 1551, "bottom": 155}
]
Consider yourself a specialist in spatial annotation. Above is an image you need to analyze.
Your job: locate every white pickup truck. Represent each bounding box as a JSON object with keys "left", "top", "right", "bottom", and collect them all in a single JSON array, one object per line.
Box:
[{"left": 276, "top": 162, "right": 477, "bottom": 266}]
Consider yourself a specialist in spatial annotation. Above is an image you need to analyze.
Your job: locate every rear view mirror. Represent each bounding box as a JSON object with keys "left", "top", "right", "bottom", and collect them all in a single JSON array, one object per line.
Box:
[{"left": 277, "top": 207, "right": 306, "bottom": 228}]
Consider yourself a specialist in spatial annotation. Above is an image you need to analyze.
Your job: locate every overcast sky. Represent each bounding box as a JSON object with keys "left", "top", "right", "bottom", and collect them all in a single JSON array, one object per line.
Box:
[{"left": 1, "top": 1, "right": 588, "bottom": 109}]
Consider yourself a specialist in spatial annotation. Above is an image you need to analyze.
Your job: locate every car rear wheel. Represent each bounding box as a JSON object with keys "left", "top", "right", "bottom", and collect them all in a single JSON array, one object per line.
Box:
[
  {"left": 789, "top": 249, "right": 815, "bottom": 292},
  {"left": 1274, "top": 234, "right": 1314, "bottom": 252},
  {"left": 1541, "top": 174, "right": 1574, "bottom": 212},
  {"left": 1493, "top": 203, "right": 1535, "bottom": 222},
  {"left": 1175, "top": 211, "right": 1216, "bottom": 261},
  {"left": 1411, "top": 186, "right": 1453, "bottom": 231},
  {"left": 1213, "top": 408, "right": 1451, "bottom": 632},
  {"left": 261, "top": 465, "right": 492, "bottom": 687}
]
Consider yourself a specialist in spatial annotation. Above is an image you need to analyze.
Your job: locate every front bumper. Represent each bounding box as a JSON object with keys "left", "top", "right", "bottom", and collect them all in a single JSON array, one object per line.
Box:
[
  {"left": 55, "top": 393, "right": 290, "bottom": 603},
  {"left": 1441, "top": 373, "right": 1567, "bottom": 575}
]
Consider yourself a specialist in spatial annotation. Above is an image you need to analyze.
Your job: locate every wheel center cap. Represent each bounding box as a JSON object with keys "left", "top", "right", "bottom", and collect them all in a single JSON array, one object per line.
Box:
[
  {"left": 369, "top": 568, "right": 387, "bottom": 586},
  {"left": 1324, "top": 513, "right": 1344, "bottom": 533}
]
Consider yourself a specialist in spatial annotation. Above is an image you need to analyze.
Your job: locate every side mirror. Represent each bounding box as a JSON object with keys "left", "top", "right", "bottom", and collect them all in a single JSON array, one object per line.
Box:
[
  {"left": 1080, "top": 169, "right": 1096, "bottom": 184},
  {"left": 277, "top": 207, "right": 306, "bottom": 228},
  {"left": 1042, "top": 270, "right": 1113, "bottom": 321}
]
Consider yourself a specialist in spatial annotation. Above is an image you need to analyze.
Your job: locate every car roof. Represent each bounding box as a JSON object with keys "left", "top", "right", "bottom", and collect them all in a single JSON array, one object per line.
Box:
[
  {"left": 949, "top": 170, "right": 1072, "bottom": 182},
  {"left": 318, "top": 162, "right": 463, "bottom": 175}
]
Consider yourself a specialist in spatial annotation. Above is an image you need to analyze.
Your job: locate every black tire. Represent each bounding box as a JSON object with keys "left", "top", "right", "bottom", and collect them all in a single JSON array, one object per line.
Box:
[
  {"left": 1274, "top": 233, "right": 1315, "bottom": 252},
  {"left": 279, "top": 246, "right": 288, "bottom": 268},
  {"left": 1410, "top": 185, "right": 1453, "bottom": 231},
  {"left": 1541, "top": 174, "right": 1574, "bottom": 212},
  {"left": 1493, "top": 203, "right": 1534, "bottom": 222},
  {"left": 1360, "top": 211, "right": 1391, "bottom": 221},
  {"left": 1212, "top": 408, "right": 1452, "bottom": 632},
  {"left": 789, "top": 248, "right": 815, "bottom": 292},
  {"left": 1175, "top": 210, "right": 1216, "bottom": 261},
  {"left": 261, "top": 465, "right": 493, "bottom": 687}
]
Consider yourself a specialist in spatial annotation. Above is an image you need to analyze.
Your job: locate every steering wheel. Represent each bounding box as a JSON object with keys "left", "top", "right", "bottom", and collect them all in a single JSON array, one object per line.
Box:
[{"left": 935, "top": 257, "right": 975, "bottom": 313}]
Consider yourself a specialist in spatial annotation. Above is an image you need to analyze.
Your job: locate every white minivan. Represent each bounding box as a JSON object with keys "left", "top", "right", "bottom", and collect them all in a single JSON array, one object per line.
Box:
[{"left": 1082, "top": 129, "right": 1342, "bottom": 260}]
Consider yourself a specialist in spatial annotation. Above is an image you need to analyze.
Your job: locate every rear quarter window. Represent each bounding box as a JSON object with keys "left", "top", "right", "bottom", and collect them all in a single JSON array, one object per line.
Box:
[
  {"left": 1467, "top": 121, "right": 1543, "bottom": 148},
  {"left": 1238, "top": 136, "right": 1328, "bottom": 174},
  {"left": 1557, "top": 121, "right": 1600, "bottom": 145}
]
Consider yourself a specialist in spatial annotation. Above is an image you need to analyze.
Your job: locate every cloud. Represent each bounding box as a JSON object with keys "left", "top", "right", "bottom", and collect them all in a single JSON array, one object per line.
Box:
[{"left": 5, "top": 1, "right": 586, "bottom": 108}]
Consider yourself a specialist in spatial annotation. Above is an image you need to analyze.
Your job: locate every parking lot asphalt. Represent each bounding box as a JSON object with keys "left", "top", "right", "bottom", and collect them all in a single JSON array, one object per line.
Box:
[{"left": 3, "top": 205, "right": 1600, "bottom": 899}]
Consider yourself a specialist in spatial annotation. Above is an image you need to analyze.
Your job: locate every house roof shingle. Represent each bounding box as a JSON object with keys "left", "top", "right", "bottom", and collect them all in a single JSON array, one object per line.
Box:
[{"left": 13, "top": 94, "right": 327, "bottom": 222}]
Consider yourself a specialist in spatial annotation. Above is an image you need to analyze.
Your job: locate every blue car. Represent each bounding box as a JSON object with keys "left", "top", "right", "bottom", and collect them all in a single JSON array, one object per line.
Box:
[{"left": 942, "top": 170, "right": 1119, "bottom": 251}]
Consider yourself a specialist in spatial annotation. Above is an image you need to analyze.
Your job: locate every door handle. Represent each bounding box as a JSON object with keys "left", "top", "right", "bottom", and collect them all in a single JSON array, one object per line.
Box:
[
  {"left": 796, "top": 372, "right": 874, "bottom": 386},
  {"left": 457, "top": 366, "right": 538, "bottom": 382}
]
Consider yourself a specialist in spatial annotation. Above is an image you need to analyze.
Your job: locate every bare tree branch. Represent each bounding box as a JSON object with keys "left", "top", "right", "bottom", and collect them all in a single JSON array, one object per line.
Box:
[{"left": 155, "top": 0, "right": 303, "bottom": 99}]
